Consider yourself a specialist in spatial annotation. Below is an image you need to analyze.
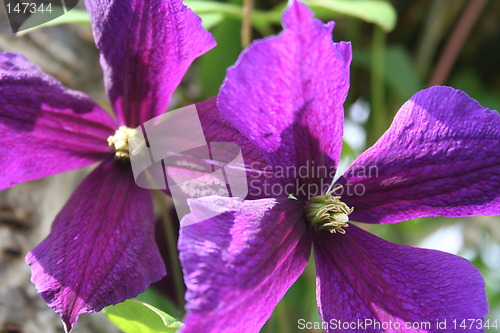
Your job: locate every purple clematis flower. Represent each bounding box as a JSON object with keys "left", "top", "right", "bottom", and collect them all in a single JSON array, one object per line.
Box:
[
  {"left": 0, "top": 0, "right": 215, "bottom": 330},
  {"left": 177, "top": 2, "right": 500, "bottom": 332}
]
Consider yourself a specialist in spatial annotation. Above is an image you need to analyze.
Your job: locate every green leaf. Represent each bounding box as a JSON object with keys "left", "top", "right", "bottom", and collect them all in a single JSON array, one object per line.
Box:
[
  {"left": 341, "top": 139, "right": 356, "bottom": 159},
  {"left": 15, "top": 3, "right": 231, "bottom": 35},
  {"left": 185, "top": 0, "right": 280, "bottom": 36},
  {"left": 354, "top": 46, "right": 424, "bottom": 100},
  {"left": 16, "top": 3, "right": 230, "bottom": 35},
  {"left": 450, "top": 69, "right": 500, "bottom": 112},
  {"left": 382, "top": 46, "right": 424, "bottom": 99},
  {"left": 185, "top": 0, "right": 243, "bottom": 19},
  {"left": 198, "top": 18, "right": 242, "bottom": 99},
  {"left": 302, "top": 0, "right": 397, "bottom": 32},
  {"left": 134, "top": 287, "right": 182, "bottom": 319},
  {"left": 16, "top": 8, "right": 90, "bottom": 36},
  {"left": 199, "top": 12, "right": 225, "bottom": 30},
  {"left": 103, "top": 299, "right": 183, "bottom": 333}
]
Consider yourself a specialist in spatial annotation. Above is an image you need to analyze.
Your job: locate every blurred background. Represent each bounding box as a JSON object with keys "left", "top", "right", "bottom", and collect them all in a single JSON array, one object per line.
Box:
[{"left": 0, "top": 0, "right": 499, "bottom": 332}]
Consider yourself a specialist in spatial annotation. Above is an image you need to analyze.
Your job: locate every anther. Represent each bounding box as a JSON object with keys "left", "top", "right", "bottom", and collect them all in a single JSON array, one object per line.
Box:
[
  {"left": 107, "top": 126, "right": 137, "bottom": 160},
  {"left": 305, "top": 185, "right": 353, "bottom": 234}
]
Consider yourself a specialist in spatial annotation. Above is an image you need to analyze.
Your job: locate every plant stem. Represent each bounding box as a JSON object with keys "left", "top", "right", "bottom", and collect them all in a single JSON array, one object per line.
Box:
[
  {"left": 242, "top": 0, "right": 253, "bottom": 48},
  {"left": 158, "top": 193, "right": 186, "bottom": 310},
  {"left": 368, "top": 26, "right": 386, "bottom": 145},
  {"left": 276, "top": 299, "right": 290, "bottom": 333},
  {"left": 345, "top": 18, "right": 361, "bottom": 107},
  {"left": 184, "top": 1, "right": 280, "bottom": 36},
  {"left": 428, "top": 0, "right": 488, "bottom": 86}
]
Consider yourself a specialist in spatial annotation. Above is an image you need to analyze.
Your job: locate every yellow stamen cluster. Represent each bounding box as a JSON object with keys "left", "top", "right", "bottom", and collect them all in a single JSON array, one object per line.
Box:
[
  {"left": 107, "top": 126, "right": 137, "bottom": 160},
  {"left": 305, "top": 186, "right": 353, "bottom": 234}
]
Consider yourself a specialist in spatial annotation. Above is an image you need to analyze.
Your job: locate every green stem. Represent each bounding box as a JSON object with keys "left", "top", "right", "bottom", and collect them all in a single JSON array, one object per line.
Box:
[
  {"left": 368, "top": 26, "right": 386, "bottom": 145},
  {"left": 276, "top": 299, "right": 290, "bottom": 333},
  {"left": 345, "top": 18, "right": 361, "bottom": 107},
  {"left": 242, "top": 0, "right": 253, "bottom": 48},
  {"left": 264, "top": 313, "right": 275, "bottom": 333},
  {"left": 157, "top": 192, "right": 186, "bottom": 310},
  {"left": 427, "top": 0, "right": 488, "bottom": 86},
  {"left": 305, "top": 251, "right": 317, "bottom": 323},
  {"left": 184, "top": 0, "right": 281, "bottom": 30}
]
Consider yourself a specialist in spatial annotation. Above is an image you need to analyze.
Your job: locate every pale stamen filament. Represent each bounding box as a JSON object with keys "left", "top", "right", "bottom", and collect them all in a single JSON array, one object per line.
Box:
[{"left": 305, "top": 185, "right": 354, "bottom": 234}]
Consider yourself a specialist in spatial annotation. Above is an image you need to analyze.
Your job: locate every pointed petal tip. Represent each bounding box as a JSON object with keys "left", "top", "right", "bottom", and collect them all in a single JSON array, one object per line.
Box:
[
  {"left": 62, "top": 316, "right": 73, "bottom": 333},
  {"left": 25, "top": 160, "right": 166, "bottom": 332},
  {"left": 283, "top": 0, "right": 314, "bottom": 29},
  {"left": 283, "top": 0, "right": 336, "bottom": 34},
  {"left": 415, "top": 85, "right": 498, "bottom": 114},
  {"left": 218, "top": 0, "right": 350, "bottom": 176},
  {"left": 85, "top": 0, "right": 216, "bottom": 125}
]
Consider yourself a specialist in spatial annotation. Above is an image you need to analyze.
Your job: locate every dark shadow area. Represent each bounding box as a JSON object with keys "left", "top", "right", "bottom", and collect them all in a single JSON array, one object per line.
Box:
[{"left": 0, "top": 52, "right": 101, "bottom": 132}]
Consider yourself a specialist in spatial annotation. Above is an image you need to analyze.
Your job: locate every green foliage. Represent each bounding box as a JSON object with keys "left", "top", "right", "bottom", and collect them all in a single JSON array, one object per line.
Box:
[
  {"left": 198, "top": 18, "right": 243, "bottom": 99},
  {"left": 103, "top": 299, "right": 183, "bottom": 333},
  {"left": 185, "top": 0, "right": 281, "bottom": 35},
  {"left": 199, "top": 13, "right": 225, "bottom": 30},
  {"left": 340, "top": 139, "right": 356, "bottom": 160},
  {"left": 354, "top": 46, "right": 424, "bottom": 101},
  {"left": 302, "top": 0, "right": 396, "bottom": 32},
  {"left": 450, "top": 69, "right": 500, "bottom": 112},
  {"left": 20, "top": 1, "right": 398, "bottom": 37},
  {"left": 134, "top": 287, "right": 182, "bottom": 319},
  {"left": 16, "top": 8, "right": 90, "bottom": 36}
]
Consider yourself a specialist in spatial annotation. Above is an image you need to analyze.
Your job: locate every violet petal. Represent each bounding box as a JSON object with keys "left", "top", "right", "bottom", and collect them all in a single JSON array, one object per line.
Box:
[
  {"left": 0, "top": 52, "right": 117, "bottom": 190},
  {"left": 25, "top": 158, "right": 166, "bottom": 332},
  {"left": 179, "top": 196, "right": 312, "bottom": 333},
  {"left": 338, "top": 86, "right": 500, "bottom": 224},
  {"left": 314, "top": 225, "right": 487, "bottom": 333},
  {"left": 84, "top": 0, "right": 216, "bottom": 126},
  {"left": 218, "top": 1, "right": 351, "bottom": 185}
]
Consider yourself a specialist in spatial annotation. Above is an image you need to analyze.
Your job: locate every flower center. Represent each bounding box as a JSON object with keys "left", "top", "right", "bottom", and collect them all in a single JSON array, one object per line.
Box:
[
  {"left": 305, "top": 186, "right": 353, "bottom": 234},
  {"left": 107, "top": 126, "right": 137, "bottom": 160}
]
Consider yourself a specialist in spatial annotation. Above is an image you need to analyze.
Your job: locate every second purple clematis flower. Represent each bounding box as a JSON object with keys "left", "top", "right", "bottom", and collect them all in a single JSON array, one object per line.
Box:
[
  {"left": 0, "top": 0, "right": 214, "bottom": 331},
  {"left": 178, "top": 2, "right": 500, "bottom": 332}
]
